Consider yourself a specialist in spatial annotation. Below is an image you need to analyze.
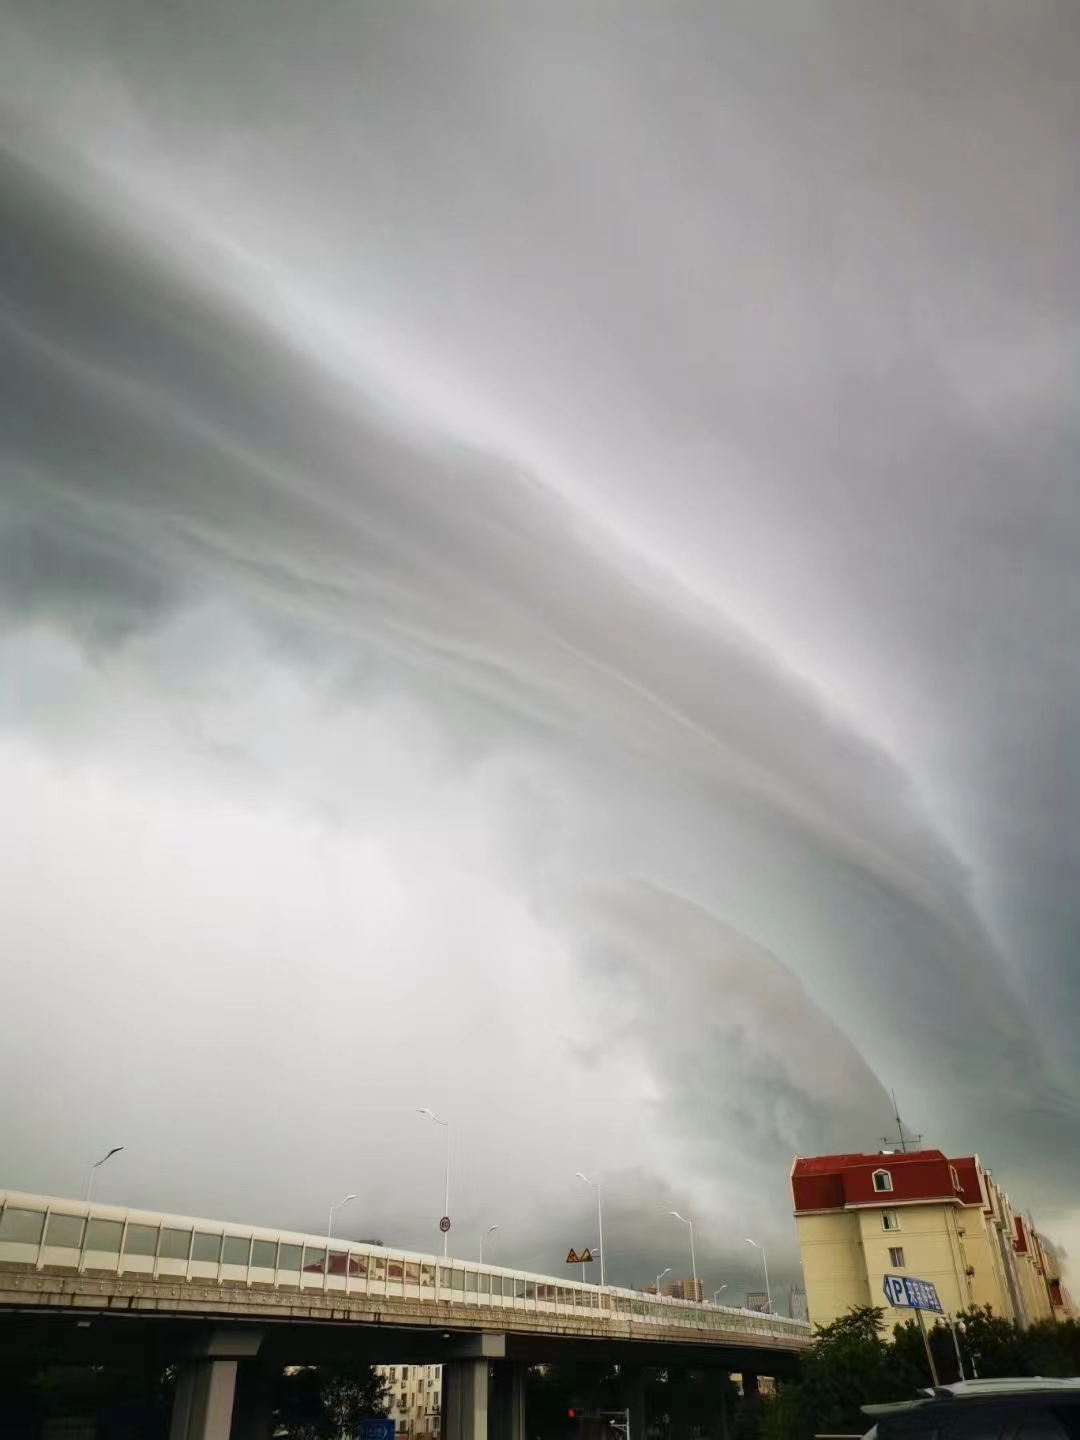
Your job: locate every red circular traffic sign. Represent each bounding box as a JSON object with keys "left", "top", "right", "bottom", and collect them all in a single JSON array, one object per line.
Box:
[{"left": 440, "top": 1215, "right": 451, "bottom": 1233}]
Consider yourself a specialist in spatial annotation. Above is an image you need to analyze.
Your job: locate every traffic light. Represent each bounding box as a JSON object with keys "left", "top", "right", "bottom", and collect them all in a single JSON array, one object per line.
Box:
[{"left": 568, "top": 1410, "right": 577, "bottom": 1420}]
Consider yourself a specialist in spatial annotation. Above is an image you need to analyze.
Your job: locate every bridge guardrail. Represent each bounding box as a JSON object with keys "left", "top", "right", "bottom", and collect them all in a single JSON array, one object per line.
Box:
[{"left": 0, "top": 1191, "right": 808, "bottom": 1346}]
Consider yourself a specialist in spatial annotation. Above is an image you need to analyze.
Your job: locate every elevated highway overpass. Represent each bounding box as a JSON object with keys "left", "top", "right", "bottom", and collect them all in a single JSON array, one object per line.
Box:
[{"left": 1, "top": 1189, "right": 809, "bottom": 1440}]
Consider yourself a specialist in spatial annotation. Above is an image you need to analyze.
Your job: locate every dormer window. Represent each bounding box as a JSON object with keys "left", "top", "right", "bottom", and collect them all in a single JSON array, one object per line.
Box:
[{"left": 873, "top": 1168, "right": 893, "bottom": 1193}]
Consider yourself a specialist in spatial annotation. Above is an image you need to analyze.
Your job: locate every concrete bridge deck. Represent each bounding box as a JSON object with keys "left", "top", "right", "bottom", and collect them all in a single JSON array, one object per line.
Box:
[{"left": 1, "top": 1189, "right": 808, "bottom": 1440}]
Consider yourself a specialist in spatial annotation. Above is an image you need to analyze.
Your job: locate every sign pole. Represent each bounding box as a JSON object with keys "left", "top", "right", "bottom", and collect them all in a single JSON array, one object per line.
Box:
[
  {"left": 915, "top": 1307, "right": 940, "bottom": 1387},
  {"left": 947, "top": 1314, "right": 966, "bottom": 1381}
]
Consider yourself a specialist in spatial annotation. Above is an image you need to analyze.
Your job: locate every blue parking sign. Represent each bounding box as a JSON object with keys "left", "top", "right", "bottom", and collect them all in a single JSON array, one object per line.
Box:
[
  {"left": 882, "top": 1273, "right": 943, "bottom": 1313},
  {"left": 883, "top": 1274, "right": 907, "bottom": 1306},
  {"left": 360, "top": 1420, "right": 396, "bottom": 1440}
]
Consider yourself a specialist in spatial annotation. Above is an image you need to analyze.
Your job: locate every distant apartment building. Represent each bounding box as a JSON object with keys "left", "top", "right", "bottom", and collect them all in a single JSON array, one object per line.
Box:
[
  {"left": 744, "top": 1291, "right": 770, "bottom": 1314},
  {"left": 640, "top": 1277, "right": 704, "bottom": 1301},
  {"left": 377, "top": 1364, "right": 441, "bottom": 1438},
  {"left": 791, "top": 1149, "right": 1074, "bottom": 1333}
]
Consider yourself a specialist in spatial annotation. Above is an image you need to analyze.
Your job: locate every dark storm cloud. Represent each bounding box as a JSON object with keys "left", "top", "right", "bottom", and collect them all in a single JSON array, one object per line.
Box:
[
  {"left": 0, "top": 137, "right": 1044, "bottom": 1053},
  {"left": 1, "top": 0, "right": 1079, "bottom": 1275},
  {"left": 573, "top": 881, "right": 897, "bottom": 1160},
  {"left": 0, "top": 495, "right": 179, "bottom": 645}
]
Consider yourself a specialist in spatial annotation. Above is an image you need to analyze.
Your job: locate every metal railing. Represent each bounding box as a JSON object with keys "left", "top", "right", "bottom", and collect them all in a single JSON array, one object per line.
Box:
[{"left": 0, "top": 1190, "right": 809, "bottom": 1345}]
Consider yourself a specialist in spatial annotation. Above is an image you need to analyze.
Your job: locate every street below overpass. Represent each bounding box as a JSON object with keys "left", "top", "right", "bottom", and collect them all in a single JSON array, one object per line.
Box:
[{"left": 0, "top": 1308, "right": 800, "bottom": 1440}]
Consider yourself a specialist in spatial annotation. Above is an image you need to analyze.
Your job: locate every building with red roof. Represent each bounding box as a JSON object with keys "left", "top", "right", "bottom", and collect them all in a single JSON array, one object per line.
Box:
[{"left": 791, "top": 1148, "right": 1072, "bottom": 1332}]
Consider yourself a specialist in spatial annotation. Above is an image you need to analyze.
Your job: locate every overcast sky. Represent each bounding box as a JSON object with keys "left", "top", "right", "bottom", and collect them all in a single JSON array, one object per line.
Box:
[{"left": 1, "top": 1, "right": 1078, "bottom": 1300}]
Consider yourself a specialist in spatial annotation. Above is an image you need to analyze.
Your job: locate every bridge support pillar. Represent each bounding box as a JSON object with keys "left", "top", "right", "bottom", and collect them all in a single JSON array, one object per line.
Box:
[
  {"left": 620, "top": 1365, "right": 648, "bottom": 1440},
  {"left": 443, "top": 1358, "right": 490, "bottom": 1440},
  {"left": 169, "top": 1359, "right": 239, "bottom": 1440},
  {"left": 491, "top": 1360, "right": 526, "bottom": 1440},
  {"left": 169, "top": 1329, "right": 265, "bottom": 1440}
]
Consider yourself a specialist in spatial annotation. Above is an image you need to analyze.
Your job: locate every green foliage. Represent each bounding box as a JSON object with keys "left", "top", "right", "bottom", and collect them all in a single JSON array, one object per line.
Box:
[
  {"left": 950, "top": 1304, "right": 1029, "bottom": 1379},
  {"left": 778, "top": 1306, "right": 915, "bottom": 1440},
  {"left": 770, "top": 1303, "right": 1080, "bottom": 1440},
  {"left": 1024, "top": 1317, "right": 1080, "bottom": 1378},
  {"left": 274, "top": 1361, "right": 389, "bottom": 1439},
  {"left": 891, "top": 1316, "right": 960, "bottom": 1387}
]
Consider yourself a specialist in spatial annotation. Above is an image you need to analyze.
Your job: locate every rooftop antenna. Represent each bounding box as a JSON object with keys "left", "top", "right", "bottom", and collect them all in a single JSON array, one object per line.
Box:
[{"left": 880, "top": 1090, "right": 922, "bottom": 1153}]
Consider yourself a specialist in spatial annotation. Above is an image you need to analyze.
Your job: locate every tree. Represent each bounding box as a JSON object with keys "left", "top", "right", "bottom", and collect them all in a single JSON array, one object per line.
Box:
[
  {"left": 797, "top": 1306, "right": 911, "bottom": 1436},
  {"left": 951, "top": 1305, "right": 1029, "bottom": 1380},
  {"left": 274, "top": 1360, "right": 389, "bottom": 1439},
  {"left": 891, "top": 1317, "right": 960, "bottom": 1388},
  {"left": 1024, "top": 1317, "right": 1080, "bottom": 1379},
  {"left": 322, "top": 1361, "right": 392, "bottom": 1437},
  {"left": 766, "top": 1301, "right": 1080, "bottom": 1440},
  {"left": 765, "top": 1307, "right": 916, "bottom": 1440}
]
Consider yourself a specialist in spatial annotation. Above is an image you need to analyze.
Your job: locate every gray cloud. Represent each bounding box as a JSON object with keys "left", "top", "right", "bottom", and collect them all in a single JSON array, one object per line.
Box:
[{"left": 1, "top": 0, "right": 1078, "bottom": 1292}]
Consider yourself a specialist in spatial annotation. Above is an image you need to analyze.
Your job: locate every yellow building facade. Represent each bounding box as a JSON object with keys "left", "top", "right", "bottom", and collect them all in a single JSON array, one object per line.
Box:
[{"left": 792, "top": 1150, "right": 1072, "bottom": 1333}]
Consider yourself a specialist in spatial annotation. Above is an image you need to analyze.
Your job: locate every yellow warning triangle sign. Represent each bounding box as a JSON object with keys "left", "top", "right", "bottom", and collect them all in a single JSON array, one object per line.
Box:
[
  {"left": 579, "top": 1248, "right": 593, "bottom": 1263},
  {"left": 566, "top": 1249, "right": 580, "bottom": 1265}
]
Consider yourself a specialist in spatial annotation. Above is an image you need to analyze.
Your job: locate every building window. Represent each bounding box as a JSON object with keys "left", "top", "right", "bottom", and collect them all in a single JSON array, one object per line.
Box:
[
  {"left": 881, "top": 1210, "right": 901, "bottom": 1231},
  {"left": 889, "top": 1247, "right": 905, "bottom": 1268},
  {"left": 950, "top": 1165, "right": 961, "bottom": 1191},
  {"left": 872, "top": 1169, "right": 893, "bottom": 1193}
]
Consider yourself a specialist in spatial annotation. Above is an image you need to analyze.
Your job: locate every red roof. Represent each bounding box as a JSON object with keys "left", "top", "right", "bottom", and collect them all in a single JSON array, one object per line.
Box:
[
  {"left": 949, "top": 1155, "right": 986, "bottom": 1207},
  {"left": 792, "top": 1150, "right": 981, "bottom": 1214},
  {"left": 795, "top": 1150, "right": 947, "bottom": 1171}
]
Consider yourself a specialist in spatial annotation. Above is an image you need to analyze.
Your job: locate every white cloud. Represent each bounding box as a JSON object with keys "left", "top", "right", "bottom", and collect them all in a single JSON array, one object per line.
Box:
[{"left": 1, "top": 0, "right": 1078, "bottom": 1295}]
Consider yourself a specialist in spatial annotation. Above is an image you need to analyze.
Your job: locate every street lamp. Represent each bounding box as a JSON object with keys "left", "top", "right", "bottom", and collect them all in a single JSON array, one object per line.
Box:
[
  {"left": 668, "top": 1210, "right": 698, "bottom": 1287},
  {"left": 86, "top": 1147, "right": 124, "bottom": 1203},
  {"left": 418, "top": 1108, "right": 451, "bottom": 1257},
  {"left": 745, "top": 1238, "right": 772, "bottom": 1313},
  {"left": 656, "top": 1266, "right": 671, "bottom": 1297},
  {"left": 326, "top": 1193, "right": 357, "bottom": 1290},
  {"left": 480, "top": 1225, "right": 499, "bottom": 1264},
  {"left": 575, "top": 1173, "right": 606, "bottom": 1285},
  {"left": 713, "top": 1285, "right": 728, "bottom": 1304}
]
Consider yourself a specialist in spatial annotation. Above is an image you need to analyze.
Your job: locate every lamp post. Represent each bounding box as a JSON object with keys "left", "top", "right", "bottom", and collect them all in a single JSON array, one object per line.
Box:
[
  {"left": 669, "top": 1210, "right": 698, "bottom": 1289},
  {"left": 86, "top": 1147, "right": 123, "bottom": 1203},
  {"left": 713, "top": 1285, "right": 728, "bottom": 1304},
  {"left": 326, "top": 1193, "right": 357, "bottom": 1290},
  {"left": 656, "top": 1266, "right": 671, "bottom": 1298},
  {"left": 745, "top": 1238, "right": 772, "bottom": 1313},
  {"left": 480, "top": 1225, "right": 499, "bottom": 1264},
  {"left": 418, "top": 1108, "right": 451, "bottom": 1257},
  {"left": 575, "top": 1173, "right": 605, "bottom": 1285}
]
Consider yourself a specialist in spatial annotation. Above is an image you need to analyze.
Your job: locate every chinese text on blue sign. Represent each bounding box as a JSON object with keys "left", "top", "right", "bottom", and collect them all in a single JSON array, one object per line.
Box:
[{"left": 883, "top": 1274, "right": 944, "bottom": 1313}]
